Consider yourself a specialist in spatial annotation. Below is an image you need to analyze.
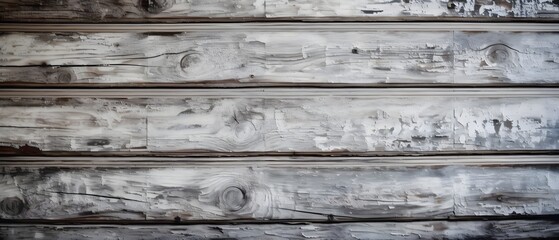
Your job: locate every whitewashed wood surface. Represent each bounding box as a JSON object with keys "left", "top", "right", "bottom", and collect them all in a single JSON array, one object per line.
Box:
[
  {"left": 0, "top": 0, "right": 557, "bottom": 22},
  {"left": 0, "top": 89, "right": 557, "bottom": 153},
  {"left": 1, "top": 160, "right": 558, "bottom": 220},
  {"left": 1, "top": 2, "right": 558, "bottom": 237},
  {"left": 1, "top": 30, "right": 558, "bottom": 86}
]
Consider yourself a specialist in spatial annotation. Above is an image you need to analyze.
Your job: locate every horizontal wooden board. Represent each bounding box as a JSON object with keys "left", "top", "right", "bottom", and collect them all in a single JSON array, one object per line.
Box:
[
  {"left": 1, "top": 29, "right": 558, "bottom": 86},
  {"left": 1, "top": 161, "right": 558, "bottom": 220},
  {"left": 0, "top": 89, "right": 557, "bottom": 153},
  {"left": 2, "top": 221, "right": 559, "bottom": 239},
  {"left": 0, "top": 0, "right": 558, "bottom": 22}
]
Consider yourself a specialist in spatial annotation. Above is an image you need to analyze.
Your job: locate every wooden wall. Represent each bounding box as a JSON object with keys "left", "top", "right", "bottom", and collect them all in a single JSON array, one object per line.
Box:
[{"left": 0, "top": 0, "right": 558, "bottom": 239}]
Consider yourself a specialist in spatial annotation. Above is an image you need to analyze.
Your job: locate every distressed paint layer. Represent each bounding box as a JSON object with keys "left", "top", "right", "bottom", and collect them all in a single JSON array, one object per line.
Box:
[
  {"left": 0, "top": 164, "right": 558, "bottom": 220},
  {"left": 0, "top": 0, "right": 557, "bottom": 22},
  {"left": 266, "top": 0, "right": 559, "bottom": 19},
  {"left": 0, "top": 93, "right": 557, "bottom": 152},
  {"left": 0, "top": 0, "right": 265, "bottom": 22},
  {"left": 0, "top": 31, "right": 557, "bottom": 85},
  {"left": 454, "top": 31, "right": 559, "bottom": 83}
]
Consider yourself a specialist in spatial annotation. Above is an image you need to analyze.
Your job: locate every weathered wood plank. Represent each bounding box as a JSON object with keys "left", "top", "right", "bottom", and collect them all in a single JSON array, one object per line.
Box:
[
  {"left": 1, "top": 30, "right": 558, "bottom": 86},
  {"left": 2, "top": 221, "right": 559, "bottom": 239},
  {"left": 1, "top": 162, "right": 558, "bottom": 220},
  {"left": 0, "top": 89, "right": 557, "bottom": 153},
  {"left": 1, "top": 0, "right": 558, "bottom": 22},
  {"left": 266, "top": 0, "right": 559, "bottom": 20},
  {"left": 0, "top": 0, "right": 265, "bottom": 22}
]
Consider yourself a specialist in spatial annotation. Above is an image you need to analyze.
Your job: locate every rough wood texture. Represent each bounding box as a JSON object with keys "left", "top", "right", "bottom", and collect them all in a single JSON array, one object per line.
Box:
[
  {"left": 267, "top": 0, "right": 559, "bottom": 20},
  {"left": 0, "top": 0, "right": 264, "bottom": 22},
  {"left": 1, "top": 0, "right": 558, "bottom": 22},
  {"left": 1, "top": 30, "right": 558, "bottom": 86},
  {"left": 2, "top": 221, "right": 559, "bottom": 239},
  {"left": 0, "top": 89, "right": 557, "bottom": 153},
  {"left": 1, "top": 163, "right": 558, "bottom": 220}
]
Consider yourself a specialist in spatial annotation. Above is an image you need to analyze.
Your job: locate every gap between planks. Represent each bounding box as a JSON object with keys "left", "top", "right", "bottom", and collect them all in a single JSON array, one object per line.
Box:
[
  {"left": 1, "top": 88, "right": 558, "bottom": 98},
  {"left": 0, "top": 155, "right": 558, "bottom": 168},
  {"left": 0, "top": 23, "right": 558, "bottom": 32},
  {"left": 2, "top": 150, "right": 559, "bottom": 158},
  {"left": 1, "top": 214, "right": 559, "bottom": 225},
  {"left": 3, "top": 83, "right": 559, "bottom": 88}
]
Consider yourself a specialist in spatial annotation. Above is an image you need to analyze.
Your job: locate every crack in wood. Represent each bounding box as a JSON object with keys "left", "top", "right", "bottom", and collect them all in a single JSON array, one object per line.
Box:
[{"left": 45, "top": 191, "right": 148, "bottom": 203}]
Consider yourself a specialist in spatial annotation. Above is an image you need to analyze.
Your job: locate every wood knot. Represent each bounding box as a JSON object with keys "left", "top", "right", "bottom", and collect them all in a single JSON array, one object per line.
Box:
[
  {"left": 0, "top": 197, "right": 25, "bottom": 216},
  {"left": 220, "top": 186, "right": 248, "bottom": 212},
  {"left": 56, "top": 69, "right": 74, "bottom": 83},
  {"left": 485, "top": 45, "right": 510, "bottom": 65},
  {"left": 180, "top": 54, "right": 201, "bottom": 71},
  {"left": 234, "top": 121, "right": 257, "bottom": 140},
  {"left": 140, "top": 0, "right": 173, "bottom": 14}
]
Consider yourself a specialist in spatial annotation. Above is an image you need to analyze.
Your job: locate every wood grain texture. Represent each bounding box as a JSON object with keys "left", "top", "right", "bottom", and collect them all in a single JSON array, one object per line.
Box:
[
  {"left": 1, "top": 163, "right": 558, "bottom": 220},
  {"left": 2, "top": 221, "right": 559, "bottom": 239},
  {"left": 0, "top": 0, "right": 264, "bottom": 22},
  {"left": 1, "top": 30, "right": 558, "bottom": 86},
  {"left": 0, "top": 89, "right": 557, "bottom": 153},
  {"left": 0, "top": 0, "right": 558, "bottom": 22},
  {"left": 266, "top": 0, "right": 559, "bottom": 20}
]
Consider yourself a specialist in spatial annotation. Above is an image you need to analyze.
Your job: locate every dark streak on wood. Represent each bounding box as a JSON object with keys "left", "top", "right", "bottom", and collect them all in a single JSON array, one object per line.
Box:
[{"left": 1, "top": 220, "right": 559, "bottom": 239}]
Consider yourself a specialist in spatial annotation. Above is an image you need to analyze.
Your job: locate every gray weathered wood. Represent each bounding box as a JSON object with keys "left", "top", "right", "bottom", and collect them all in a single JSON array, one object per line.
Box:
[
  {"left": 0, "top": 0, "right": 265, "bottom": 22},
  {"left": 1, "top": 30, "right": 558, "bottom": 86},
  {"left": 0, "top": 89, "right": 557, "bottom": 153},
  {"left": 266, "top": 0, "right": 559, "bottom": 20},
  {"left": 1, "top": 162, "right": 558, "bottom": 220},
  {"left": 2, "top": 221, "right": 559, "bottom": 239},
  {"left": 1, "top": 0, "right": 558, "bottom": 22}
]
